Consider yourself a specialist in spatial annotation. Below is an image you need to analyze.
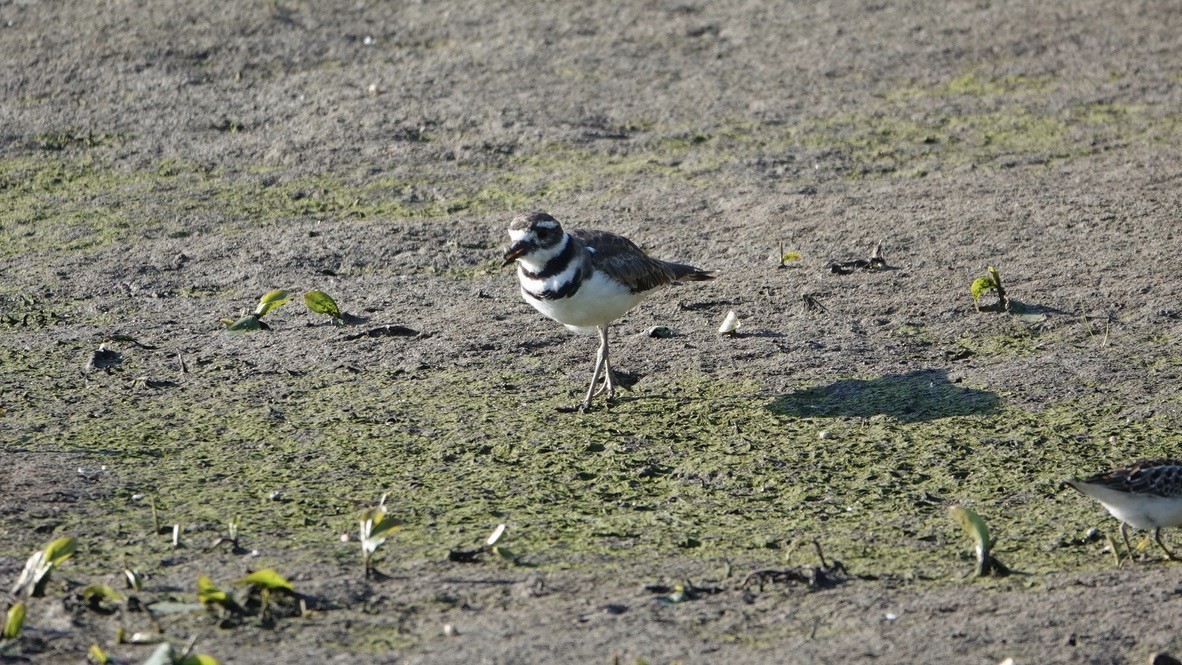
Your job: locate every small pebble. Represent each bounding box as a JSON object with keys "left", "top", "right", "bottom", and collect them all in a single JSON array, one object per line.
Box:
[
  {"left": 443, "top": 624, "right": 459, "bottom": 637},
  {"left": 818, "top": 430, "right": 832, "bottom": 440}
]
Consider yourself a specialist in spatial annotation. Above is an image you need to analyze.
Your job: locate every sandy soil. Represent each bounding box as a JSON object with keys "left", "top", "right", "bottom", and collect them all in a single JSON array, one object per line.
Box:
[{"left": 3, "top": 0, "right": 1182, "bottom": 663}]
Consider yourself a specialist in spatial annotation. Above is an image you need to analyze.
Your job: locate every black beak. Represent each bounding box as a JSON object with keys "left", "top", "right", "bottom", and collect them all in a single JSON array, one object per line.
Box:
[{"left": 502, "top": 241, "right": 530, "bottom": 267}]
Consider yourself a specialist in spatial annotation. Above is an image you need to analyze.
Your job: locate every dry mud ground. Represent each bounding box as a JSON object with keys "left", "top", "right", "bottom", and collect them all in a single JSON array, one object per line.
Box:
[{"left": 2, "top": 0, "right": 1182, "bottom": 663}]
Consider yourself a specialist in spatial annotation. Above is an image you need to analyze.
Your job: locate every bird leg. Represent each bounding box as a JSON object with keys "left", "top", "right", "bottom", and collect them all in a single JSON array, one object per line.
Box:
[
  {"left": 1120, "top": 522, "right": 1133, "bottom": 558},
  {"left": 1154, "top": 528, "right": 1179, "bottom": 561},
  {"left": 579, "top": 325, "right": 610, "bottom": 412},
  {"left": 592, "top": 326, "right": 615, "bottom": 398}
]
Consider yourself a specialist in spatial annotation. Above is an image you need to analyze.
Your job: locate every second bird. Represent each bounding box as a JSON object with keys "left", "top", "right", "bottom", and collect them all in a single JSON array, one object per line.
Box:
[{"left": 502, "top": 211, "right": 716, "bottom": 412}]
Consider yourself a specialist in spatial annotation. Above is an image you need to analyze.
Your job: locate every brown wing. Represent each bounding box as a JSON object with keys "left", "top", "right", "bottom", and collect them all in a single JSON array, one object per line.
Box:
[
  {"left": 571, "top": 229, "right": 679, "bottom": 293},
  {"left": 1083, "top": 459, "right": 1182, "bottom": 497}
]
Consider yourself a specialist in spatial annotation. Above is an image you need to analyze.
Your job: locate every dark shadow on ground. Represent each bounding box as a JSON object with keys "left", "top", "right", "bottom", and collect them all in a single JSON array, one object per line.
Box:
[{"left": 767, "top": 368, "right": 999, "bottom": 422}]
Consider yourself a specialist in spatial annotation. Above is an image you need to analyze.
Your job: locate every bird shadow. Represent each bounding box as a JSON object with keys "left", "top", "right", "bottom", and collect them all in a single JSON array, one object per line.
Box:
[{"left": 767, "top": 368, "right": 999, "bottom": 423}]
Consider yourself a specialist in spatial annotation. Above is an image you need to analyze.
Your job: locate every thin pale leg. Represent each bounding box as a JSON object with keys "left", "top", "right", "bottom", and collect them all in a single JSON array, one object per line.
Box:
[
  {"left": 592, "top": 326, "right": 615, "bottom": 398},
  {"left": 1154, "top": 528, "right": 1178, "bottom": 561},
  {"left": 579, "top": 325, "right": 609, "bottom": 411},
  {"left": 1120, "top": 522, "right": 1133, "bottom": 557}
]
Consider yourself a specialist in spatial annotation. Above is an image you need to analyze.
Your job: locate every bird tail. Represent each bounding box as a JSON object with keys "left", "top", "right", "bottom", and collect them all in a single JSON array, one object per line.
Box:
[{"left": 664, "top": 261, "right": 716, "bottom": 282}]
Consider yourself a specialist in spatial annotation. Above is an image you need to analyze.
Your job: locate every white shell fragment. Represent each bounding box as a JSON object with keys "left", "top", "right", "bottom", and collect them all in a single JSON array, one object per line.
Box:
[
  {"left": 487, "top": 523, "right": 507, "bottom": 547},
  {"left": 718, "top": 310, "right": 741, "bottom": 336}
]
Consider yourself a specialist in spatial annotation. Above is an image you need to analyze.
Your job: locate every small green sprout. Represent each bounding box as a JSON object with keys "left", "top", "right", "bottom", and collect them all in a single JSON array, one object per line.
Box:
[
  {"left": 304, "top": 290, "right": 343, "bottom": 324},
  {"left": 235, "top": 569, "right": 295, "bottom": 619},
  {"left": 949, "top": 505, "right": 1011, "bottom": 576},
  {"left": 81, "top": 584, "right": 124, "bottom": 611},
  {"left": 359, "top": 497, "right": 403, "bottom": 577},
  {"left": 658, "top": 584, "right": 689, "bottom": 605},
  {"left": 223, "top": 289, "right": 291, "bottom": 332},
  {"left": 2, "top": 602, "right": 26, "bottom": 640},
  {"left": 197, "top": 575, "right": 240, "bottom": 612},
  {"left": 235, "top": 569, "right": 293, "bottom": 593},
  {"left": 123, "top": 568, "right": 144, "bottom": 591},
  {"left": 208, "top": 517, "right": 245, "bottom": 554},
  {"left": 486, "top": 523, "right": 516, "bottom": 561},
  {"left": 970, "top": 266, "right": 1009, "bottom": 312},
  {"left": 254, "top": 289, "right": 291, "bottom": 317},
  {"left": 446, "top": 524, "right": 519, "bottom": 564},
  {"left": 11, "top": 536, "right": 76, "bottom": 597},
  {"left": 778, "top": 244, "right": 802, "bottom": 268}
]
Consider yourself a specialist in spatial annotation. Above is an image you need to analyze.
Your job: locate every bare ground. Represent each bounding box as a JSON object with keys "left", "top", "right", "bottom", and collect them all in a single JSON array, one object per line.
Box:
[{"left": 2, "top": 0, "right": 1182, "bottom": 663}]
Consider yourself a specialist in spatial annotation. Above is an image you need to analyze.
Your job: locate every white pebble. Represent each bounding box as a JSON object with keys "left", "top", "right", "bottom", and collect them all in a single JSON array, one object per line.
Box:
[{"left": 718, "top": 310, "right": 741, "bottom": 335}]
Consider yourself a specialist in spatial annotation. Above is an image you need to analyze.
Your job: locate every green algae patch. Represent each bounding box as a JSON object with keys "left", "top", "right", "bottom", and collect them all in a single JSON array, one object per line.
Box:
[
  {"left": 943, "top": 72, "right": 1055, "bottom": 97},
  {"left": 4, "top": 345, "right": 1176, "bottom": 590},
  {"left": 4, "top": 77, "right": 1182, "bottom": 263}
]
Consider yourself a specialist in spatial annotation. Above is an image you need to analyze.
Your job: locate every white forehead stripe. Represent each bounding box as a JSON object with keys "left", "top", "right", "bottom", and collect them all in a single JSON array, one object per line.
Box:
[
  {"left": 533, "top": 219, "right": 559, "bottom": 229},
  {"left": 509, "top": 228, "right": 534, "bottom": 242}
]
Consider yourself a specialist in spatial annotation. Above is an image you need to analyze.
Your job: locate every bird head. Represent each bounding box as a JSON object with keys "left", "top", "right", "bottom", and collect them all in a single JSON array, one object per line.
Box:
[{"left": 502, "top": 211, "right": 567, "bottom": 267}]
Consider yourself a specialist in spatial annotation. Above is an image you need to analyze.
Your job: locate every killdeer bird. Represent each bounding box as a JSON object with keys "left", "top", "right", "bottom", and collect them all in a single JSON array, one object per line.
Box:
[
  {"left": 1065, "top": 459, "right": 1182, "bottom": 560},
  {"left": 502, "top": 211, "right": 715, "bottom": 412}
]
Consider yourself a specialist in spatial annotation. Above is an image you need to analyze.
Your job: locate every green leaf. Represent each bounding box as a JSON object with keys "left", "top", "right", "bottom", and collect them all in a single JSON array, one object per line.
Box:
[
  {"left": 987, "top": 265, "right": 1002, "bottom": 288},
  {"left": 224, "top": 314, "right": 263, "bottom": 332},
  {"left": 970, "top": 276, "right": 996, "bottom": 302},
  {"left": 304, "top": 290, "right": 342, "bottom": 319},
  {"left": 88, "top": 644, "right": 109, "bottom": 664},
  {"left": 124, "top": 568, "right": 144, "bottom": 591},
  {"left": 359, "top": 507, "right": 402, "bottom": 555},
  {"left": 492, "top": 546, "right": 517, "bottom": 561},
  {"left": 179, "top": 655, "right": 221, "bottom": 665},
  {"left": 780, "top": 251, "right": 802, "bottom": 263},
  {"left": 254, "top": 290, "right": 290, "bottom": 317},
  {"left": 235, "top": 569, "right": 294, "bottom": 593},
  {"left": 2, "top": 602, "right": 25, "bottom": 640},
  {"left": 11, "top": 536, "right": 77, "bottom": 597},
  {"left": 82, "top": 583, "right": 124, "bottom": 606},
  {"left": 949, "top": 505, "right": 992, "bottom": 576},
  {"left": 43, "top": 537, "right": 76, "bottom": 566},
  {"left": 197, "top": 575, "right": 230, "bottom": 606}
]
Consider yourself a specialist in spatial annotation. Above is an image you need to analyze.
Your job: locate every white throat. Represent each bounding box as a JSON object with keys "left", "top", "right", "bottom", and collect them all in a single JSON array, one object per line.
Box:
[{"left": 513, "top": 232, "right": 570, "bottom": 274}]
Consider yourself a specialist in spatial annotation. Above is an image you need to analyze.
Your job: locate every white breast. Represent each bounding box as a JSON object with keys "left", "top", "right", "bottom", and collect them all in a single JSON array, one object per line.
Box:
[
  {"left": 519, "top": 267, "right": 653, "bottom": 332},
  {"left": 1082, "top": 484, "right": 1182, "bottom": 529}
]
